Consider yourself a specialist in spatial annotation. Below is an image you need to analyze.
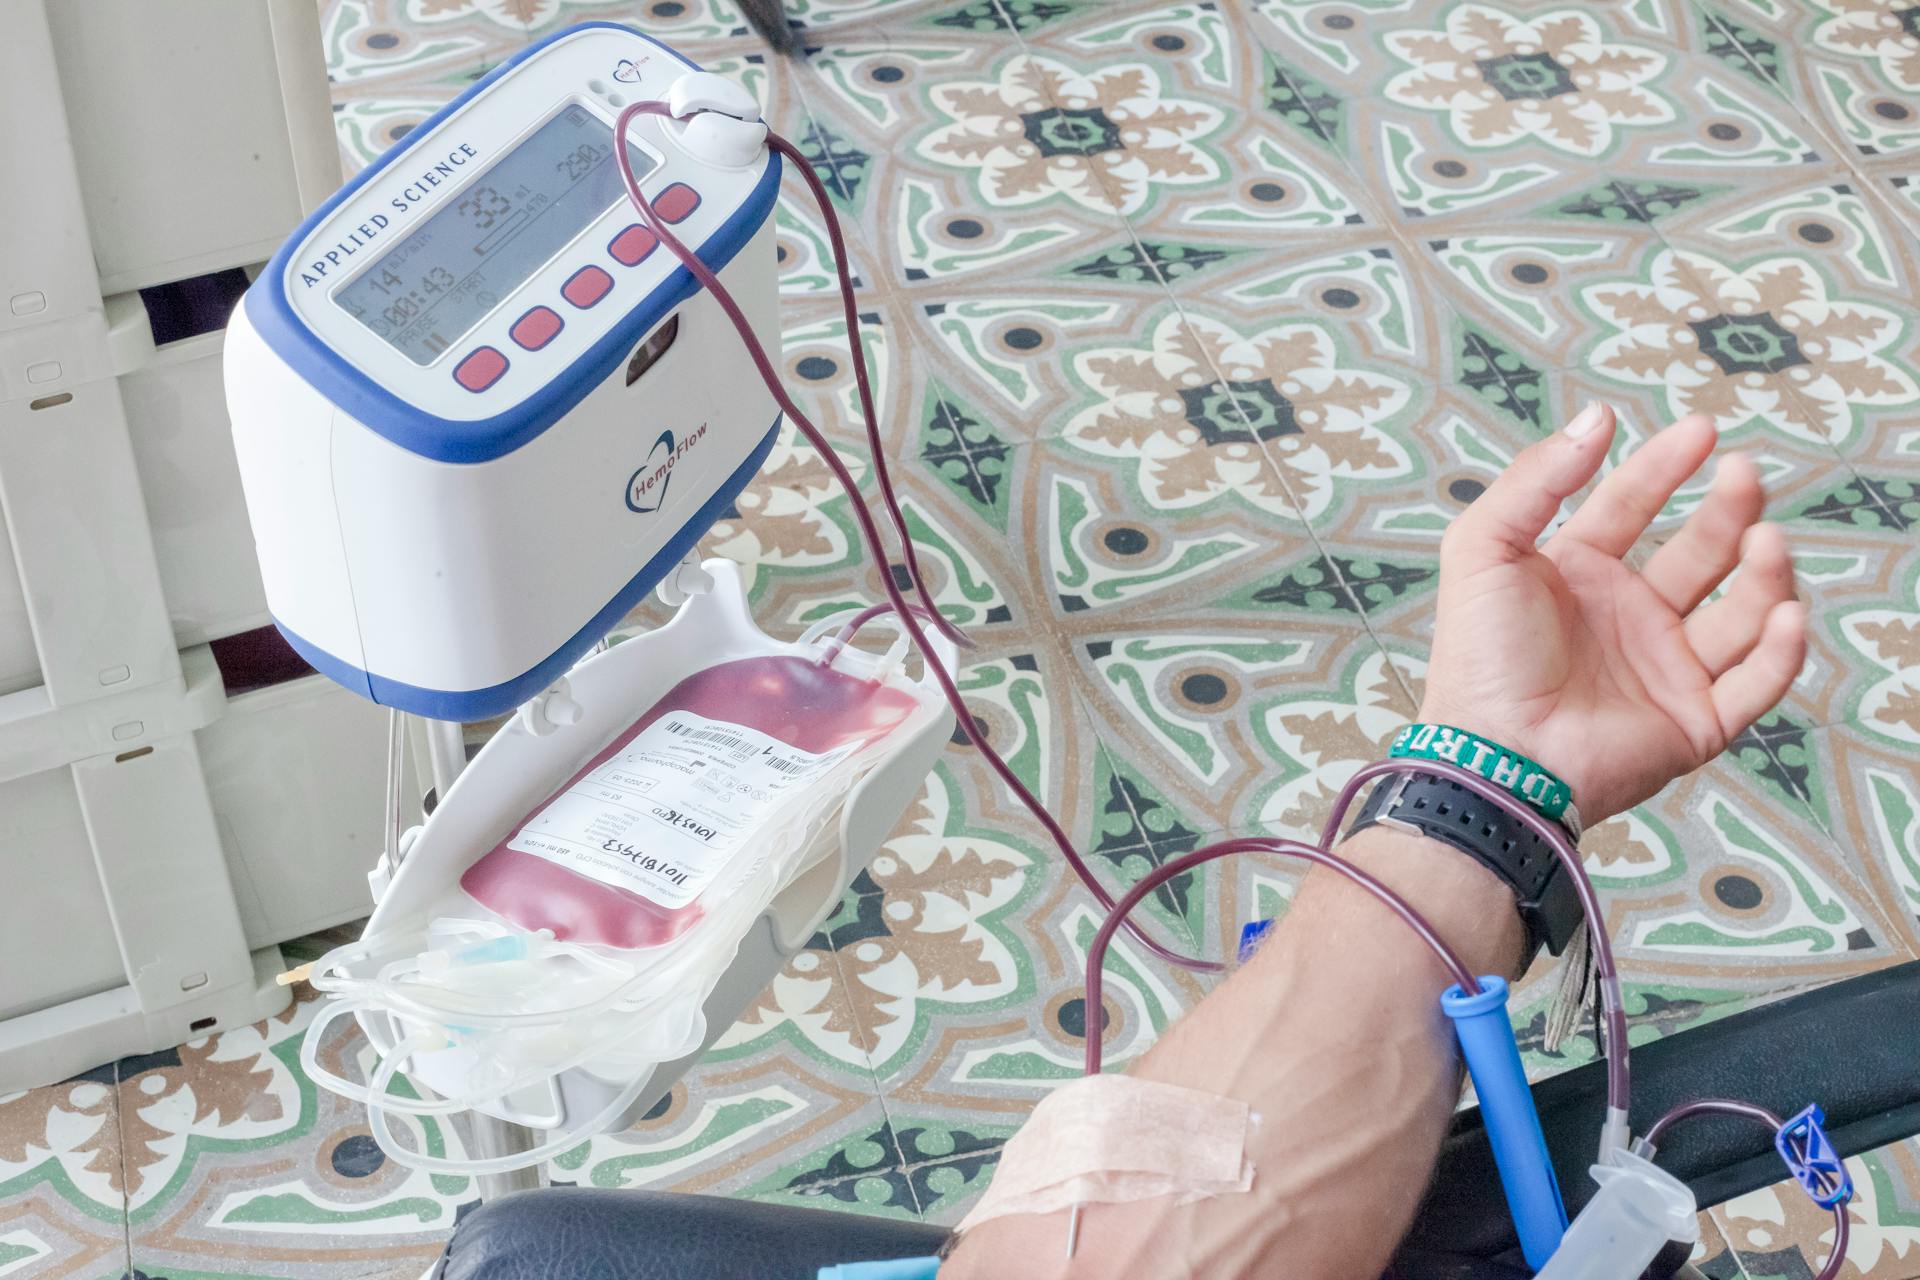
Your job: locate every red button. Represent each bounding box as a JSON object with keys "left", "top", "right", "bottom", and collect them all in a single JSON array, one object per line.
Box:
[
  {"left": 654, "top": 183, "right": 701, "bottom": 223},
  {"left": 510, "top": 306, "right": 564, "bottom": 351},
  {"left": 561, "top": 264, "right": 613, "bottom": 309},
  {"left": 609, "top": 224, "right": 658, "bottom": 266},
  {"left": 453, "top": 346, "right": 507, "bottom": 392}
]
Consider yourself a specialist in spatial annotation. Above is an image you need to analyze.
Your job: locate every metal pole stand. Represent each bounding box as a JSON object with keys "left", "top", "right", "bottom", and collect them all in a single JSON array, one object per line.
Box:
[{"left": 417, "top": 715, "right": 545, "bottom": 1200}]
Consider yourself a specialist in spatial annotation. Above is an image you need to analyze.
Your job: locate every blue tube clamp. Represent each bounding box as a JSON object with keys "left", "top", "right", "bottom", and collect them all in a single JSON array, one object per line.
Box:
[
  {"left": 1776, "top": 1104, "right": 1852, "bottom": 1208},
  {"left": 1442, "top": 976, "right": 1568, "bottom": 1269}
]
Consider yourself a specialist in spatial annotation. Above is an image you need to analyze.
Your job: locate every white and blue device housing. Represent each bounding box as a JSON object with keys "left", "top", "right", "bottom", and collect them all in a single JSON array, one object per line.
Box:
[{"left": 225, "top": 24, "right": 781, "bottom": 720}]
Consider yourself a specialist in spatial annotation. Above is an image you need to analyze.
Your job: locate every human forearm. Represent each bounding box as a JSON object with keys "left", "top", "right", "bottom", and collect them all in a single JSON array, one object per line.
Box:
[
  {"left": 942, "top": 825, "right": 1525, "bottom": 1279},
  {"left": 944, "top": 408, "right": 1807, "bottom": 1279}
]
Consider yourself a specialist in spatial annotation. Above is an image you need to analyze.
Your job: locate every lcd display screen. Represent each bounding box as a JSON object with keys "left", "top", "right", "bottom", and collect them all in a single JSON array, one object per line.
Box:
[{"left": 335, "top": 104, "right": 658, "bottom": 365}]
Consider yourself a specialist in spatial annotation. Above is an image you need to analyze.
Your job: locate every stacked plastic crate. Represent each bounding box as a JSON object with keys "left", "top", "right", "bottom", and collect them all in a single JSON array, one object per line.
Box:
[{"left": 0, "top": 0, "right": 409, "bottom": 1088}]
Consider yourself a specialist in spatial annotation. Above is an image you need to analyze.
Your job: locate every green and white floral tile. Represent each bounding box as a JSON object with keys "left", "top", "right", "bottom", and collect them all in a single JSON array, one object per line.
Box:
[
  {"left": 1741, "top": 479, "right": 1920, "bottom": 734},
  {"left": 1716, "top": 1139, "right": 1920, "bottom": 1279},
  {"left": 824, "top": 783, "right": 1079, "bottom": 1097},
  {"left": 1251, "top": 0, "right": 1830, "bottom": 234},
  {"left": 0, "top": 1067, "right": 127, "bottom": 1279},
  {"left": 1827, "top": 553, "right": 1920, "bottom": 749},
  {"left": 320, "top": 0, "right": 529, "bottom": 88},
  {"left": 1007, "top": 6, "right": 1352, "bottom": 230},
  {"left": 1228, "top": 8, "right": 1725, "bottom": 377},
  {"left": 779, "top": 32, "right": 1137, "bottom": 277},
  {"left": 1773, "top": 1, "right": 1920, "bottom": 164},
  {"left": 1637, "top": 173, "right": 1920, "bottom": 460},
  {"left": 564, "top": 1079, "right": 923, "bottom": 1216},
  {"left": 117, "top": 990, "right": 458, "bottom": 1280},
  {"left": 1587, "top": 748, "right": 1913, "bottom": 987},
  {"left": 1060, "top": 577, "right": 1415, "bottom": 849},
  {"left": 547, "top": 943, "right": 910, "bottom": 1204},
  {"left": 514, "top": 0, "right": 760, "bottom": 45},
  {"left": 787, "top": 43, "right": 1250, "bottom": 452},
  {"left": 1770, "top": 719, "right": 1920, "bottom": 962}
]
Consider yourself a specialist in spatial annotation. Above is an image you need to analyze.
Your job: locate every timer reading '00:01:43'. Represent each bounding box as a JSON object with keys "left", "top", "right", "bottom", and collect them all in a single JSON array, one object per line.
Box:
[{"left": 331, "top": 103, "right": 660, "bottom": 367}]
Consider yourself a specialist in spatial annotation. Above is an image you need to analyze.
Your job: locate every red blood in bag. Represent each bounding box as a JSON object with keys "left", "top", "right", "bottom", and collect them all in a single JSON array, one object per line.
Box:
[{"left": 460, "top": 655, "right": 919, "bottom": 949}]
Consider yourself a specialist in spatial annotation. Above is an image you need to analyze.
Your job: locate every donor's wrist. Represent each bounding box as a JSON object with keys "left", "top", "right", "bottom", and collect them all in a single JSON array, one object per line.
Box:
[{"left": 1393, "top": 717, "right": 1583, "bottom": 840}]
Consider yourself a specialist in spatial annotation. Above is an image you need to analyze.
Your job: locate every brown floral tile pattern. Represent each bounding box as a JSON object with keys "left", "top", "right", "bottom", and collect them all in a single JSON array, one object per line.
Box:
[
  {"left": 2, "top": 0, "right": 1914, "bottom": 1274},
  {"left": 0, "top": 1070, "right": 126, "bottom": 1278},
  {"left": 1715, "top": 1140, "right": 1920, "bottom": 1278}
]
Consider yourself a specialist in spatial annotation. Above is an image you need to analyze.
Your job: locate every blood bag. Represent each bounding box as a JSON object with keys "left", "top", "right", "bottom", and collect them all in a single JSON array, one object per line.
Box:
[{"left": 461, "top": 654, "right": 921, "bottom": 948}]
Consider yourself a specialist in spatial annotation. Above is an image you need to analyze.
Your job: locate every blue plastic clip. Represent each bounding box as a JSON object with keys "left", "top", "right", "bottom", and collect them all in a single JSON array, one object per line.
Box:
[
  {"left": 1442, "top": 977, "right": 1568, "bottom": 1269},
  {"left": 1237, "top": 918, "right": 1274, "bottom": 963},
  {"left": 1776, "top": 1104, "right": 1852, "bottom": 1208}
]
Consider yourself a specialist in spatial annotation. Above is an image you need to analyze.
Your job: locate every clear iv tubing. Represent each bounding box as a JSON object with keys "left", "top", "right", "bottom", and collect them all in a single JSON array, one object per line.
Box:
[
  {"left": 613, "top": 101, "right": 1220, "bottom": 977},
  {"left": 609, "top": 99, "right": 1864, "bottom": 1271},
  {"left": 1641, "top": 1100, "right": 1850, "bottom": 1280},
  {"left": 366, "top": 1030, "right": 654, "bottom": 1176},
  {"left": 609, "top": 101, "right": 1634, "bottom": 1099},
  {"left": 1083, "top": 834, "right": 1479, "bottom": 1075},
  {"left": 1078, "top": 756, "right": 1626, "bottom": 1087}
]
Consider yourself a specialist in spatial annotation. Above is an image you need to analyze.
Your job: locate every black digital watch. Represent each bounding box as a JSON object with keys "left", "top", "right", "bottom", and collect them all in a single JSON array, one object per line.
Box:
[{"left": 1347, "top": 770, "right": 1583, "bottom": 960}]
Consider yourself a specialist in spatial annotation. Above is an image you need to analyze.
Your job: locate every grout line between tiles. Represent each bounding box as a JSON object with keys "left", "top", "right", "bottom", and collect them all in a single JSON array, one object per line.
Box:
[
  {"left": 111, "top": 1058, "right": 133, "bottom": 1280},
  {"left": 1707, "top": 1205, "right": 1759, "bottom": 1279},
  {"left": 990, "top": 1, "right": 1430, "bottom": 713},
  {"left": 1685, "top": 0, "right": 1918, "bottom": 248},
  {"left": 819, "top": 925, "right": 928, "bottom": 1218}
]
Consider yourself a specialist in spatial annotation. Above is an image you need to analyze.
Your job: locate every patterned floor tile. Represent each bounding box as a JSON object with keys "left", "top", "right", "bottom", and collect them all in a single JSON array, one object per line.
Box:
[
  {"left": 1257, "top": 1, "right": 1830, "bottom": 233},
  {"left": 1690, "top": 1205, "right": 1746, "bottom": 1278},
  {"left": 119, "top": 992, "right": 459, "bottom": 1280},
  {"left": 518, "top": 0, "right": 761, "bottom": 46},
  {"left": 0, "top": 1069, "right": 127, "bottom": 1279},
  {"left": 550, "top": 944, "right": 908, "bottom": 1209},
  {"left": 1795, "top": 719, "right": 1920, "bottom": 960},
  {"left": 1769, "top": 1, "right": 1920, "bottom": 167},
  {"left": 1766, "top": 480, "right": 1920, "bottom": 732},
  {"left": 7, "top": 2, "right": 1914, "bottom": 1276},
  {"left": 1639, "top": 171, "right": 1920, "bottom": 466},
  {"left": 1716, "top": 1139, "right": 1920, "bottom": 1278}
]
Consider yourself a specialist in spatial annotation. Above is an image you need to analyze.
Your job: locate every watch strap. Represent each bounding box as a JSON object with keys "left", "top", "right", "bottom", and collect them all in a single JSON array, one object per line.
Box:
[{"left": 1349, "top": 770, "right": 1583, "bottom": 958}]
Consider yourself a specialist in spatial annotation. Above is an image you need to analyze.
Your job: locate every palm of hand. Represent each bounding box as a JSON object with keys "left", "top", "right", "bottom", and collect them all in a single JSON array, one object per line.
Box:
[
  {"left": 1430, "top": 546, "right": 1717, "bottom": 823},
  {"left": 1421, "top": 410, "right": 1804, "bottom": 825}
]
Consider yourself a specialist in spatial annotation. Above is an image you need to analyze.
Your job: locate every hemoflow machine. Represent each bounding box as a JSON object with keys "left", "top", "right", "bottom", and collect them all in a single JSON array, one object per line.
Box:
[{"left": 223, "top": 23, "right": 953, "bottom": 1157}]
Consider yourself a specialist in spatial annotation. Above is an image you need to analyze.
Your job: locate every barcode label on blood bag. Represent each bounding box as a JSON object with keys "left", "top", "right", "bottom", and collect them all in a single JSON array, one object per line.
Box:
[
  {"left": 662, "top": 721, "right": 758, "bottom": 754},
  {"left": 506, "top": 710, "right": 857, "bottom": 909}
]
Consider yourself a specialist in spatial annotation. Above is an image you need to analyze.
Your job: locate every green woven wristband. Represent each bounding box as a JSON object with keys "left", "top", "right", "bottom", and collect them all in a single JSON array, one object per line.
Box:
[{"left": 1388, "top": 723, "right": 1578, "bottom": 831}]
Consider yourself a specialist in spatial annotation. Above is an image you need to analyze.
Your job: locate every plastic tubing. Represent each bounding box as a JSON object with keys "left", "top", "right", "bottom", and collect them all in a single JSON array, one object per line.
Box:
[
  {"left": 1641, "top": 1099, "right": 1850, "bottom": 1280},
  {"left": 1080, "top": 835, "right": 1481, "bottom": 1075},
  {"left": 365, "top": 1032, "right": 654, "bottom": 1175},
  {"left": 1328, "top": 759, "right": 1630, "bottom": 1128},
  {"left": 608, "top": 97, "right": 1858, "bottom": 1276},
  {"left": 612, "top": 102, "right": 1220, "bottom": 976}
]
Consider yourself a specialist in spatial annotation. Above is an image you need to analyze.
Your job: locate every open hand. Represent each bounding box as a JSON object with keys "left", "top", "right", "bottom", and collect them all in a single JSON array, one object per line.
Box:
[{"left": 1419, "top": 404, "right": 1806, "bottom": 825}]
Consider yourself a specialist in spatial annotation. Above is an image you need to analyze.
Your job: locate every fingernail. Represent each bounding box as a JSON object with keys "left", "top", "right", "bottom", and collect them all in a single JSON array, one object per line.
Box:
[{"left": 1564, "top": 403, "right": 1605, "bottom": 439}]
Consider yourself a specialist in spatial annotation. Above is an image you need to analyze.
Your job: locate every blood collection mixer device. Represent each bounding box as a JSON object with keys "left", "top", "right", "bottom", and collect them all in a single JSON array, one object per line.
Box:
[
  {"left": 223, "top": 24, "right": 955, "bottom": 1138},
  {"left": 225, "top": 23, "right": 786, "bottom": 721}
]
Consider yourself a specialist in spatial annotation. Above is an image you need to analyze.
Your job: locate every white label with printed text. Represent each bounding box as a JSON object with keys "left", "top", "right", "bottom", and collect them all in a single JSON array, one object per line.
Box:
[{"left": 507, "top": 711, "right": 853, "bottom": 908}]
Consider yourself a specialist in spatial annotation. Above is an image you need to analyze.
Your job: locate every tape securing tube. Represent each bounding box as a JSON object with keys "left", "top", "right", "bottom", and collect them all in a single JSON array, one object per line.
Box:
[{"left": 1442, "top": 976, "right": 1569, "bottom": 1269}]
